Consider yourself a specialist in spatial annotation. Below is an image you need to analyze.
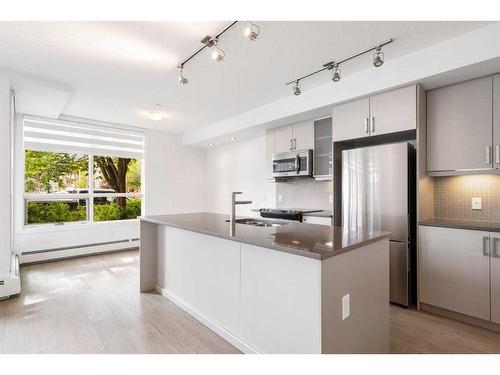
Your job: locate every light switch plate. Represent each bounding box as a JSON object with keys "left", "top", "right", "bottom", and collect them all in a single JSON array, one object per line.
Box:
[
  {"left": 342, "top": 294, "right": 350, "bottom": 320},
  {"left": 278, "top": 194, "right": 283, "bottom": 203},
  {"left": 472, "top": 197, "right": 482, "bottom": 210}
]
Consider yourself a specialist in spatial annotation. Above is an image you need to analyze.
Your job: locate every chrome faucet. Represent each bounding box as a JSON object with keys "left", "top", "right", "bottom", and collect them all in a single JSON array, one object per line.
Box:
[{"left": 230, "top": 192, "right": 252, "bottom": 224}]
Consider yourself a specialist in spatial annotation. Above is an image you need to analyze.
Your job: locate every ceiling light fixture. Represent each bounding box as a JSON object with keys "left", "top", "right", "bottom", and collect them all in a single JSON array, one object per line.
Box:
[
  {"left": 373, "top": 46, "right": 384, "bottom": 67},
  {"left": 148, "top": 105, "right": 167, "bottom": 121},
  {"left": 178, "top": 65, "right": 188, "bottom": 85},
  {"left": 293, "top": 80, "right": 301, "bottom": 96},
  {"left": 244, "top": 22, "right": 260, "bottom": 41},
  {"left": 207, "top": 142, "right": 214, "bottom": 147},
  {"left": 211, "top": 39, "right": 225, "bottom": 63},
  {"left": 230, "top": 136, "right": 237, "bottom": 141},
  {"left": 285, "top": 38, "right": 393, "bottom": 95},
  {"left": 331, "top": 64, "right": 341, "bottom": 82}
]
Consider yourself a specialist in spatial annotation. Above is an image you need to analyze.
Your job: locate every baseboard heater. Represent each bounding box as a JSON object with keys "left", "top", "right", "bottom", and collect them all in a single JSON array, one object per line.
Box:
[
  {"left": 0, "top": 253, "right": 21, "bottom": 299},
  {"left": 20, "top": 238, "right": 140, "bottom": 265}
]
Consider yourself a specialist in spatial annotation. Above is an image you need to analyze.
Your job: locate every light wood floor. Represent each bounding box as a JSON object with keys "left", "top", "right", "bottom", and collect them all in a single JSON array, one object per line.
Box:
[{"left": 1, "top": 250, "right": 500, "bottom": 354}]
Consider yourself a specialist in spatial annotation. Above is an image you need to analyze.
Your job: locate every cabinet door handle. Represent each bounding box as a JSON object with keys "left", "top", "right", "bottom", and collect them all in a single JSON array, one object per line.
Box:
[
  {"left": 486, "top": 146, "right": 492, "bottom": 164},
  {"left": 293, "top": 138, "right": 297, "bottom": 150},
  {"left": 496, "top": 145, "right": 500, "bottom": 164},
  {"left": 364, "top": 118, "right": 369, "bottom": 133},
  {"left": 370, "top": 117, "right": 375, "bottom": 133},
  {"left": 289, "top": 139, "right": 293, "bottom": 150},
  {"left": 493, "top": 238, "right": 500, "bottom": 258},
  {"left": 483, "top": 236, "right": 490, "bottom": 256}
]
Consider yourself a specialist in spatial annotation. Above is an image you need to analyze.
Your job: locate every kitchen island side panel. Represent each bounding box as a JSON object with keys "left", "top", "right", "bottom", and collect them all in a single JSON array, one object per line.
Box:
[
  {"left": 321, "top": 238, "right": 390, "bottom": 353},
  {"left": 140, "top": 220, "right": 159, "bottom": 292}
]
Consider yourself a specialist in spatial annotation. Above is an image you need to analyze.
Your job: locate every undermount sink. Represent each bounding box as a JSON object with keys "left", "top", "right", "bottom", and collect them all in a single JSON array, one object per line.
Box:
[{"left": 225, "top": 218, "right": 287, "bottom": 227}]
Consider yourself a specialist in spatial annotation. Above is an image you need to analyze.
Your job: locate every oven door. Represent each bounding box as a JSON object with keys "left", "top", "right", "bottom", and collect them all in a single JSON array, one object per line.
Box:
[{"left": 272, "top": 150, "right": 312, "bottom": 177}]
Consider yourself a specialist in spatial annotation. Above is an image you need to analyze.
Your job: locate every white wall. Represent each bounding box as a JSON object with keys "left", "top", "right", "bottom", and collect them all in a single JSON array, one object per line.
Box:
[
  {"left": 206, "top": 136, "right": 276, "bottom": 217},
  {"left": 0, "top": 74, "right": 12, "bottom": 277},
  {"left": 144, "top": 130, "right": 206, "bottom": 215}
]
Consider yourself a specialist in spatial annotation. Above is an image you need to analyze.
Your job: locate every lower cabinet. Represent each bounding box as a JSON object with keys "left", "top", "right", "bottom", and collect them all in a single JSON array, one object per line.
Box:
[{"left": 419, "top": 225, "right": 500, "bottom": 322}]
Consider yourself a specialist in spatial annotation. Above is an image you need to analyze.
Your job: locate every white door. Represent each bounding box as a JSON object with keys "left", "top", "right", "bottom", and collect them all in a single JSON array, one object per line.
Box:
[
  {"left": 332, "top": 98, "right": 370, "bottom": 142},
  {"left": 274, "top": 125, "right": 293, "bottom": 154},
  {"left": 292, "top": 121, "right": 314, "bottom": 150},
  {"left": 369, "top": 85, "right": 416, "bottom": 136}
]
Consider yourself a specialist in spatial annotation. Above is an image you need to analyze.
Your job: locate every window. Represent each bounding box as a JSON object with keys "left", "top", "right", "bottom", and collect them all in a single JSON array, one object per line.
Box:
[{"left": 23, "top": 117, "right": 144, "bottom": 226}]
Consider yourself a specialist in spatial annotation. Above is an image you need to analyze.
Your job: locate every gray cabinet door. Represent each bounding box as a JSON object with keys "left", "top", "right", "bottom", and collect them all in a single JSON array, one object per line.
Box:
[
  {"left": 332, "top": 98, "right": 369, "bottom": 142},
  {"left": 427, "top": 76, "right": 493, "bottom": 172},
  {"left": 419, "top": 226, "right": 490, "bottom": 321},
  {"left": 494, "top": 75, "right": 500, "bottom": 169},
  {"left": 313, "top": 117, "right": 332, "bottom": 177},
  {"left": 491, "top": 233, "right": 500, "bottom": 324},
  {"left": 369, "top": 85, "right": 416, "bottom": 136},
  {"left": 275, "top": 125, "right": 293, "bottom": 154}
]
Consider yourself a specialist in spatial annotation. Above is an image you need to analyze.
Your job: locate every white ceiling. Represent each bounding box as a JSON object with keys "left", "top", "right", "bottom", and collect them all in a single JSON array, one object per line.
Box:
[{"left": 0, "top": 21, "right": 492, "bottom": 133}]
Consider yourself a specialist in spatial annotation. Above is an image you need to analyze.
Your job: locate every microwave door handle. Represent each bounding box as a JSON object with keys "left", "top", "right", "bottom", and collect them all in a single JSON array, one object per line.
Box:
[{"left": 295, "top": 154, "right": 300, "bottom": 174}]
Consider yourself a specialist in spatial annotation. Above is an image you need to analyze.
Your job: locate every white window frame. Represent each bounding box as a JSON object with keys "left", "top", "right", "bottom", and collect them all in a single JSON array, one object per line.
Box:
[{"left": 18, "top": 115, "right": 145, "bottom": 229}]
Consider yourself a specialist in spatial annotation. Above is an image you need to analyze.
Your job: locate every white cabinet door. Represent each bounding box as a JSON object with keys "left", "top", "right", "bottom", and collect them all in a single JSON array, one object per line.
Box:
[
  {"left": 369, "top": 85, "right": 416, "bottom": 136},
  {"left": 292, "top": 121, "right": 314, "bottom": 150},
  {"left": 493, "top": 74, "right": 500, "bottom": 169},
  {"left": 332, "top": 98, "right": 370, "bottom": 142},
  {"left": 265, "top": 129, "right": 275, "bottom": 179},
  {"left": 274, "top": 125, "right": 293, "bottom": 154},
  {"left": 419, "top": 226, "right": 490, "bottom": 320},
  {"left": 490, "top": 233, "right": 500, "bottom": 324},
  {"left": 427, "top": 76, "right": 493, "bottom": 172}
]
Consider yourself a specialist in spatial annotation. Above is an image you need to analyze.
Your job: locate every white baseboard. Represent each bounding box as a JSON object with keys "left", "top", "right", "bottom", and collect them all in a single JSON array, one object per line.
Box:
[
  {"left": 155, "top": 285, "right": 259, "bottom": 354},
  {"left": 0, "top": 254, "right": 21, "bottom": 299},
  {"left": 20, "top": 240, "right": 139, "bottom": 264}
]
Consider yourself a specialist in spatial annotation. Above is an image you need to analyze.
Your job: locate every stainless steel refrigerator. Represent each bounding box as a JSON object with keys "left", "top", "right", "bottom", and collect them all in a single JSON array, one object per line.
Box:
[{"left": 341, "top": 142, "right": 416, "bottom": 306}]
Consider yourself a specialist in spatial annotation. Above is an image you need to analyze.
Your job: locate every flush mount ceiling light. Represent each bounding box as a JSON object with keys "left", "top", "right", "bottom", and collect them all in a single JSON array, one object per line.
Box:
[
  {"left": 176, "top": 21, "right": 261, "bottom": 84},
  {"left": 148, "top": 105, "right": 167, "bottom": 121},
  {"left": 244, "top": 22, "right": 260, "bottom": 41},
  {"left": 285, "top": 38, "right": 393, "bottom": 95},
  {"left": 211, "top": 39, "right": 225, "bottom": 63},
  {"left": 230, "top": 136, "right": 237, "bottom": 141},
  {"left": 177, "top": 65, "right": 188, "bottom": 85},
  {"left": 373, "top": 46, "right": 385, "bottom": 67},
  {"left": 293, "top": 80, "right": 301, "bottom": 96},
  {"left": 207, "top": 142, "right": 214, "bottom": 147}
]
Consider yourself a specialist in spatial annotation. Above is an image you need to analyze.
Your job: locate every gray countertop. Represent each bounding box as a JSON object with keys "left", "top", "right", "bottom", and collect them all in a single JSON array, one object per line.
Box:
[
  {"left": 419, "top": 218, "right": 500, "bottom": 233},
  {"left": 140, "top": 213, "right": 390, "bottom": 260}
]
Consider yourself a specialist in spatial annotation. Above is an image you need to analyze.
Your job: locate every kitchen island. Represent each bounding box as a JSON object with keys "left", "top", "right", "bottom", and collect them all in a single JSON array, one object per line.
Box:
[{"left": 140, "top": 213, "right": 390, "bottom": 354}]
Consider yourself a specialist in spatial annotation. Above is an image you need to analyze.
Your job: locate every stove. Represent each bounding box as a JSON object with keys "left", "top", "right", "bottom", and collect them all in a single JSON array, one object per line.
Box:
[{"left": 257, "top": 208, "right": 323, "bottom": 222}]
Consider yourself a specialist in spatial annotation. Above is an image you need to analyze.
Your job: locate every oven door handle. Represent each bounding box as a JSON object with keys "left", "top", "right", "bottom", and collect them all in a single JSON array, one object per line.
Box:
[{"left": 295, "top": 154, "right": 300, "bottom": 174}]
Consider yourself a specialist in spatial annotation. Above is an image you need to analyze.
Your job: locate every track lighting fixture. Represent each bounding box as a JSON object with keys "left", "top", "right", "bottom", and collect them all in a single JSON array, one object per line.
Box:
[
  {"left": 373, "top": 46, "right": 384, "bottom": 67},
  {"left": 244, "top": 22, "right": 260, "bottom": 41},
  {"left": 332, "top": 64, "right": 341, "bottom": 82},
  {"left": 293, "top": 80, "right": 301, "bottom": 96},
  {"left": 211, "top": 39, "right": 225, "bottom": 63},
  {"left": 178, "top": 66, "right": 188, "bottom": 85},
  {"left": 285, "top": 38, "right": 393, "bottom": 95}
]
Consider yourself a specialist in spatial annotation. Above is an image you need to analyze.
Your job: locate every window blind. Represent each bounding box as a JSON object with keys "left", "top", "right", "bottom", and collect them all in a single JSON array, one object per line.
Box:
[{"left": 23, "top": 116, "right": 144, "bottom": 159}]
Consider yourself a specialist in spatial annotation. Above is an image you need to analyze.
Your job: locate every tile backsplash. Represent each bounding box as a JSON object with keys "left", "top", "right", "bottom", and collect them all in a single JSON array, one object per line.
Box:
[
  {"left": 434, "top": 175, "right": 500, "bottom": 221},
  {"left": 276, "top": 178, "right": 332, "bottom": 211}
]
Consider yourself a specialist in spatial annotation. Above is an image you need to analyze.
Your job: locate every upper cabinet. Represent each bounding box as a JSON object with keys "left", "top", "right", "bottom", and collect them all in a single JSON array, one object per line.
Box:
[
  {"left": 265, "top": 128, "right": 275, "bottom": 180},
  {"left": 274, "top": 121, "right": 313, "bottom": 154},
  {"left": 332, "top": 85, "right": 417, "bottom": 142},
  {"left": 494, "top": 74, "right": 500, "bottom": 169},
  {"left": 427, "top": 76, "right": 493, "bottom": 173},
  {"left": 313, "top": 117, "right": 332, "bottom": 179}
]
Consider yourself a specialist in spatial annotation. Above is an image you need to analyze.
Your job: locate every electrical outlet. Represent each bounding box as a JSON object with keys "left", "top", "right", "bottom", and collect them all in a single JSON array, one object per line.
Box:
[
  {"left": 472, "top": 197, "right": 482, "bottom": 210},
  {"left": 278, "top": 194, "right": 283, "bottom": 203},
  {"left": 342, "top": 294, "right": 350, "bottom": 320}
]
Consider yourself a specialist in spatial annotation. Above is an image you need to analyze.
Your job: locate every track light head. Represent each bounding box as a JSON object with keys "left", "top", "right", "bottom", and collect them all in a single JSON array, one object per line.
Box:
[
  {"left": 332, "top": 64, "right": 341, "bottom": 82},
  {"left": 293, "top": 80, "right": 301, "bottom": 96},
  {"left": 211, "top": 39, "right": 225, "bottom": 63},
  {"left": 244, "top": 22, "right": 260, "bottom": 41},
  {"left": 373, "top": 46, "right": 384, "bottom": 67},
  {"left": 178, "top": 66, "right": 188, "bottom": 85}
]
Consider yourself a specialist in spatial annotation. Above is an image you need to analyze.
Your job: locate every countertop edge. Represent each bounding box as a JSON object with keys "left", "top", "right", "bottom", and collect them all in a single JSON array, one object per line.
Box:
[{"left": 140, "top": 217, "right": 390, "bottom": 260}]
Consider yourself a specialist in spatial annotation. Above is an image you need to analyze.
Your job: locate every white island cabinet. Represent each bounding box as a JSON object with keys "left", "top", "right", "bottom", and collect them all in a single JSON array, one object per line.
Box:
[{"left": 140, "top": 213, "right": 390, "bottom": 354}]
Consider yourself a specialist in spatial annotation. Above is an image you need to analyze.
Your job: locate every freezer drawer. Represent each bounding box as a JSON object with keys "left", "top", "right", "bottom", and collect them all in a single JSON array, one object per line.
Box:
[{"left": 390, "top": 241, "right": 409, "bottom": 306}]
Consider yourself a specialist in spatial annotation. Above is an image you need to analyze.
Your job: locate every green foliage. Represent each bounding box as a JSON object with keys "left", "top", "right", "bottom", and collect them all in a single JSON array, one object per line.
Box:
[
  {"left": 27, "top": 201, "right": 86, "bottom": 224},
  {"left": 93, "top": 198, "right": 142, "bottom": 222},
  {"left": 127, "top": 159, "right": 141, "bottom": 192},
  {"left": 25, "top": 151, "right": 88, "bottom": 193}
]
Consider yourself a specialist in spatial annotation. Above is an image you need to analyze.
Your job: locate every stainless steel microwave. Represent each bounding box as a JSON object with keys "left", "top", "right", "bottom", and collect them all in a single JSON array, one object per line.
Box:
[{"left": 272, "top": 149, "right": 313, "bottom": 178}]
